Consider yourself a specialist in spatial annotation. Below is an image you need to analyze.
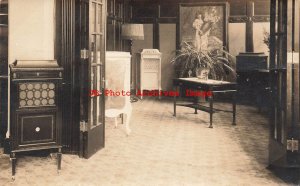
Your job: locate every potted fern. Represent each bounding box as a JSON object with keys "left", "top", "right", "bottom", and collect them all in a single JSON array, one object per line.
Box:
[{"left": 171, "top": 42, "right": 236, "bottom": 81}]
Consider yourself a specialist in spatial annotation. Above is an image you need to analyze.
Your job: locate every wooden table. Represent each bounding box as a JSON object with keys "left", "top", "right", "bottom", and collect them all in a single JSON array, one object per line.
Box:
[{"left": 173, "top": 78, "right": 237, "bottom": 128}]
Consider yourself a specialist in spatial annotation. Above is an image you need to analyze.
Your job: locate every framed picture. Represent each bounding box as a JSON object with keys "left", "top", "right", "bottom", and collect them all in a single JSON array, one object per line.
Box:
[{"left": 178, "top": 3, "right": 229, "bottom": 51}]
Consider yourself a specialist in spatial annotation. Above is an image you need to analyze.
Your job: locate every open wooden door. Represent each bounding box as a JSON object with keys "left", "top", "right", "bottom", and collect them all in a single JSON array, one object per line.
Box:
[
  {"left": 269, "top": 0, "right": 300, "bottom": 168},
  {"left": 79, "top": 0, "right": 106, "bottom": 159}
]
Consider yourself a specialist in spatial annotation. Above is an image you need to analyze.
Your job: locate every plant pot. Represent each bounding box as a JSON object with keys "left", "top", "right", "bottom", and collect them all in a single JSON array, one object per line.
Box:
[{"left": 196, "top": 68, "right": 210, "bottom": 80}]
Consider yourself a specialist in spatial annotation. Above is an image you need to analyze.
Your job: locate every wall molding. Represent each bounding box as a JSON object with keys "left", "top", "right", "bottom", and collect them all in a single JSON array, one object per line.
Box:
[
  {"left": 229, "top": 16, "right": 248, "bottom": 23},
  {"left": 229, "top": 15, "right": 270, "bottom": 23}
]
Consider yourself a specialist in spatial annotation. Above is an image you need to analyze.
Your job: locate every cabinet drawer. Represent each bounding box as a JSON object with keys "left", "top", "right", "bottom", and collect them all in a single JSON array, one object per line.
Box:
[
  {"left": 13, "top": 71, "right": 62, "bottom": 79},
  {"left": 18, "top": 113, "right": 56, "bottom": 145}
]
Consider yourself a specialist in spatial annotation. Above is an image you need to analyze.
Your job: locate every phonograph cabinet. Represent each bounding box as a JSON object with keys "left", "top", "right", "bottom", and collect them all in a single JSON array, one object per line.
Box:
[{"left": 9, "top": 60, "right": 63, "bottom": 179}]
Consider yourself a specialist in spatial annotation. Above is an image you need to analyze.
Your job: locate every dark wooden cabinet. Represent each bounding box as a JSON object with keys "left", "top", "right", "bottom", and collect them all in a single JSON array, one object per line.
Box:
[
  {"left": 9, "top": 60, "right": 63, "bottom": 179},
  {"left": 236, "top": 52, "right": 268, "bottom": 71},
  {"left": 236, "top": 69, "right": 270, "bottom": 111}
]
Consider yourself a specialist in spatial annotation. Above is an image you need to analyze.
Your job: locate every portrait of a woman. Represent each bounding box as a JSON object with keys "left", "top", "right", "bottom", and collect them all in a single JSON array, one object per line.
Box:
[
  {"left": 192, "top": 7, "right": 221, "bottom": 52},
  {"left": 180, "top": 4, "right": 224, "bottom": 53}
]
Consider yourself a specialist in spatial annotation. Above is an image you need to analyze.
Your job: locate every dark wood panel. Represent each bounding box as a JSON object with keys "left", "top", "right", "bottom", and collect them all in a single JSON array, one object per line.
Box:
[
  {"left": 159, "top": 4, "right": 178, "bottom": 18},
  {"left": 0, "top": 78, "right": 8, "bottom": 146},
  {"left": 55, "top": 0, "right": 80, "bottom": 154},
  {"left": 131, "top": 3, "right": 157, "bottom": 18},
  {"left": 254, "top": 0, "right": 270, "bottom": 15},
  {"left": 228, "top": 0, "right": 247, "bottom": 16},
  {"left": 107, "top": 0, "right": 124, "bottom": 51},
  {"left": 0, "top": 1, "right": 8, "bottom": 147}
]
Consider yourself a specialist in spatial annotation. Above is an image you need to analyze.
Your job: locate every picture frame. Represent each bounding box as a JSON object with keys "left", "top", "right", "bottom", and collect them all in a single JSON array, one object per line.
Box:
[{"left": 178, "top": 3, "right": 229, "bottom": 51}]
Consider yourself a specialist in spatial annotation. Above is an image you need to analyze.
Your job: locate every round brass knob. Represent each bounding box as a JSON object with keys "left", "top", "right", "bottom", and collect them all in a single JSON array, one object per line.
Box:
[{"left": 35, "top": 127, "right": 40, "bottom": 132}]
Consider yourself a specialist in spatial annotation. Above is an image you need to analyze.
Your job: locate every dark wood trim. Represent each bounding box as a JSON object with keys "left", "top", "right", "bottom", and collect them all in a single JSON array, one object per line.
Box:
[
  {"left": 245, "top": 1, "right": 254, "bottom": 52},
  {"left": 55, "top": 0, "right": 80, "bottom": 154},
  {"left": 252, "top": 15, "right": 270, "bottom": 22},
  {"left": 229, "top": 15, "right": 270, "bottom": 23},
  {"left": 157, "top": 18, "right": 177, "bottom": 23},
  {"left": 107, "top": 15, "right": 123, "bottom": 22},
  {"left": 152, "top": 5, "right": 159, "bottom": 49},
  {"left": 130, "top": 17, "right": 155, "bottom": 23},
  {"left": 54, "top": 0, "right": 62, "bottom": 66},
  {"left": 229, "top": 16, "right": 248, "bottom": 23},
  {"left": 158, "top": 4, "right": 177, "bottom": 19},
  {"left": 176, "top": 6, "right": 180, "bottom": 51},
  {"left": 269, "top": 0, "right": 276, "bottom": 69},
  {"left": 224, "top": 2, "right": 229, "bottom": 51},
  {"left": 0, "top": 1, "right": 8, "bottom": 146},
  {"left": 153, "top": 20, "right": 159, "bottom": 49},
  {"left": 107, "top": 0, "right": 125, "bottom": 51}
]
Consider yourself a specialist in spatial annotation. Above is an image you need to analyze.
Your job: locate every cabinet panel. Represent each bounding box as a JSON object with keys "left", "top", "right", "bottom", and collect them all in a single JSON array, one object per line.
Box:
[
  {"left": 18, "top": 113, "right": 56, "bottom": 145},
  {"left": 142, "top": 73, "right": 158, "bottom": 89}
]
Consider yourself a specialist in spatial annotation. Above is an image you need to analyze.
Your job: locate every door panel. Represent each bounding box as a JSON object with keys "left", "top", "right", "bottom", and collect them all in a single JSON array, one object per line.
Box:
[
  {"left": 79, "top": 0, "right": 106, "bottom": 159},
  {"left": 269, "top": 0, "right": 300, "bottom": 167}
]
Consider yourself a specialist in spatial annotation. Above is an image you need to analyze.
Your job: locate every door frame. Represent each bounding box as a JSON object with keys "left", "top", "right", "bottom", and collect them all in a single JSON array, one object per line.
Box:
[
  {"left": 269, "top": 0, "right": 300, "bottom": 168},
  {"left": 55, "top": 0, "right": 83, "bottom": 154}
]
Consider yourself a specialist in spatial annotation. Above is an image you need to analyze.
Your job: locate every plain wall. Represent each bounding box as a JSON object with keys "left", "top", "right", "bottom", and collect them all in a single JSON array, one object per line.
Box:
[
  {"left": 228, "top": 23, "right": 246, "bottom": 57},
  {"left": 6, "top": 0, "right": 55, "bottom": 138},
  {"left": 159, "top": 24, "right": 176, "bottom": 91},
  {"left": 9, "top": 0, "right": 55, "bottom": 64},
  {"left": 132, "top": 24, "right": 154, "bottom": 90}
]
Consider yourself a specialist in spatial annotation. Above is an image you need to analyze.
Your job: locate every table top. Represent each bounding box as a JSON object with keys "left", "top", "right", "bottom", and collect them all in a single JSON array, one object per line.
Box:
[
  {"left": 176, "top": 78, "right": 236, "bottom": 85},
  {"left": 237, "top": 69, "right": 270, "bottom": 73},
  {"left": 173, "top": 78, "right": 237, "bottom": 91}
]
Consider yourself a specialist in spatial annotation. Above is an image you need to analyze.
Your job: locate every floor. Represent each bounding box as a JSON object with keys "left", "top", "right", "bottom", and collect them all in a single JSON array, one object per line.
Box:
[{"left": 0, "top": 98, "right": 297, "bottom": 185}]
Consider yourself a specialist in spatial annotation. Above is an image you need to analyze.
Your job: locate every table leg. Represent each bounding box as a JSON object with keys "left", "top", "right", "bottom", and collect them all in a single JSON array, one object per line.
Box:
[
  {"left": 158, "top": 88, "right": 161, "bottom": 100},
  {"left": 121, "top": 113, "right": 124, "bottom": 124},
  {"left": 11, "top": 152, "right": 16, "bottom": 180},
  {"left": 57, "top": 148, "right": 62, "bottom": 174},
  {"left": 194, "top": 97, "right": 198, "bottom": 114},
  {"left": 232, "top": 91, "right": 236, "bottom": 125},
  {"left": 140, "top": 88, "right": 143, "bottom": 100},
  {"left": 209, "top": 94, "right": 213, "bottom": 128},
  {"left": 173, "top": 86, "right": 177, "bottom": 117}
]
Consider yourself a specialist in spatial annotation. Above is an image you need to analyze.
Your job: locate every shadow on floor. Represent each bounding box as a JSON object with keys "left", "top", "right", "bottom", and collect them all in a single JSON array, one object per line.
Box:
[
  {"left": 219, "top": 104, "right": 269, "bottom": 164},
  {"left": 267, "top": 166, "right": 300, "bottom": 185}
]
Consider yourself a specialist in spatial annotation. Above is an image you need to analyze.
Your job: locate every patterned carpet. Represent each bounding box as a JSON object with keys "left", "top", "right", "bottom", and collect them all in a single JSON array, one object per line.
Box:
[{"left": 0, "top": 98, "right": 296, "bottom": 185}]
